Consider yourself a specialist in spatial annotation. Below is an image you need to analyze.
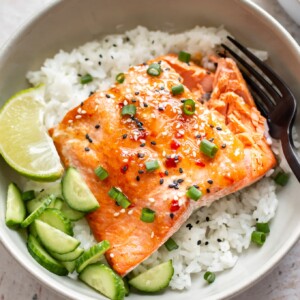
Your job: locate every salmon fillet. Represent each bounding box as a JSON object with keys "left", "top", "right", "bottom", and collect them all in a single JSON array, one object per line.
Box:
[{"left": 51, "top": 55, "right": 276, "bottom": 276}]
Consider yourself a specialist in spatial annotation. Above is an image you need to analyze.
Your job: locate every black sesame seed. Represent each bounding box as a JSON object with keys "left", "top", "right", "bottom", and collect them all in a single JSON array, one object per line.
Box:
[
  {"left": 143, "top": 103, "right": 148, "bottom": 108},
  {"left": 158, "top": 60, "right": 162, "bottom": 64},
  {"left": 165, "top": 170, "right": 169, "bottom": 176},
  {"left": 168, "top": 184, "right": 175, "bottom": 188},
  {"left": 105, "top": 94, "right": 111, "bottom": 98},
  {"left": 151, "top": 141, "right": 156, "bottom": 145},
  {"left": 160, "top": 86, "right": 165, "bottom": 90},
  {"left": 140, "top": 143, "right": 146, "bottom": 147},
  {"left": 196, "top": 220, "right": 200, "bottom": 224},
  {"left": 95, "top": 124, "right": 100, "bottom": 129},
  {"left": 193, "top": 185, "right": 199, "bottom": 189},
  {"left": 197, "top": 240, "right": 201, "bottom": 245},
  {"left": 80, "top": 102, "right": 84, "bottom": 106},
  {"left": 99, "top": 54, "right": 103, "bottom": 58},
  {"left": 138, "top": 170, "right": 144, "bottom": 174},
  {"left": 206, "top": 217, "right": 210, "bottom": 222},
  {"left": 165, "top": 67, "right": 170, "bottom": 71},
  {"left": 217, "top": 238, "right": 222, "bottom": 242},
  {"left": 206, "top": 71, "right": 211, "bottom": 75},
  {"left": 132, "top": 99, "right": 137, "bottom": 103},
  {"left": 152, "top": 40, "right": 155, "bottom": 44},
  {"left": 111, "top": 55, "right": 114, "bottom": 59},
  {"left": 40, "top": 189, "right": 45, "bottom": 193},
  {"left": 136, "top": 176, "right": 140, "bottom": 181},
  {"left": 89, "top": 91, "right": 95, "bottom": 96},
  {"left": 137, "top": 153, "right": 145, "bottom": 158},
  {"left": 181, "top": 99, "right": 186, "bottom": 103},
  {"left": 170, "top": 213, "right": 174, "bottom": 219},
  {"left": 206, "top": 188, "right": 211, "bottom": 193},
  {"left": 158, "top": 107, "right": 164, "bottom": 111},
  {"left": 113, "top": 44, "right": 117, "bottom": 47},
  {"left": 159, "top": 178, "right": 164, "bottom": 185},
  {"left": 209, "top": 124, "right": 214, "bottom": 128},
  {"left": 85, "top": 58, "right": 89, "bottom": 61},
  {"left": 78, "top": 73, "right": 82, "bottom": 77},
  {"left": 122, "top": 165, "right": 128, "bottom": 172},
  {"left": 205, "top": 241, "right": 209, "bottom": 245},
  {"left": 256, "top": 218, "right": 259, "bottom": 221},
  {"left": 216, "top": 126, "right": 222, "bottom": 131},
  {"left": 195, "top": 134, "right": 201, "bottom": 139},
  {"left": 143, "top": 62, "right": 147, "bottom": 66},
  {"left": 207, "top": 179, "right": 213, "bottom": 184},
  {"left": 177, "top": 179, "right": 184, "bottom": 184},
  {"left": 179, "top": 168, "right": 183, "bottom": 173},
  {"left": 84, "top": 147, "right": 90, "bottom": 152},
  {"left": 222, "top": 143, "right": 227, "bottom": 148},
  {"left": 85, "top": 134, "right": 93, "bottom": 143},
  {"left": 135, "top": 91, "right": 139, "bottom": 95},
  {"left": 122, "top": 134, "right": 127, "bottom": 139},
  {"left": 209, "top": 138, "right": 214, "bottom": 142},
  {"left": 98, "top": 61, "right": 102, "bottom": 66}
]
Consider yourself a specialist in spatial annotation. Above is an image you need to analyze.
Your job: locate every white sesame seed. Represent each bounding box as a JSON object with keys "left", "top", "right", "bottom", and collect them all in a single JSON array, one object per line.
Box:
[
  {"left": 149, "top": 198, "right": 155, "bottom": 203},
  {"left": 192, "top": 151, "right": 197, "bottom": 157},
  {"left": 162, "top": 132, "right": 167, "bottom": 136},
  {"left": 123, "top": 150, "right": 129, "bottom": 155},
  {"left": 110, "top": 253, "right": 115, "bottom": 258},
  {"left": 173, "top": 195, "right": 179, "bottom": 200},
  {"left": 162, "top": 150, "right": 166, "bottom": 157},
  {"left": 151, "top": 231, "right": 154, "bottom": 238},
  {"left": 151, "top": 113, "right": 156, "bottom": 118},
  {"left": 128, "top": 210, "right": 133, "bottom": 215},
  {"left": 197, "top": 140, "right": 201, "bottom": 145},
  {"left": 124, "top": 100, "right": 128, "bottom": 105},
  {"left": 133, "top": 135, "right": 138, "bottom": 141},
  {"left": 95, "top": 105, "right": 99, "bottom": 110},
  {"left": 113, "top": 212, "right": 120, "bottom": 217},
  {"left": 176, "top": 123, "right": 181, "bottom": 129},
  {"left": 68, "top": 120, "right": 73, "bottom": 123},
  {"left": 123, "top": 159, "right": 129, "bottom": 163},
  {"left": 194, "top": 124, "right": 199, "bottom": 129},
  {"left": 120, "top": 209, "right": 126, "bottom": 213},
  {"left": 75, "top": 115, "right": 82, "bottom": 119},
  {"left": 77, "top": 107, "right": 82, "bottom": 113},
  {"left": 171, "top": 153, "right": 176, "bottom": 159},
  {"left": 140, "top": 139, "right": 146, "bottom": 143},
  {"left": 179, "top": 130, "right": 185, "bottom": 135}
]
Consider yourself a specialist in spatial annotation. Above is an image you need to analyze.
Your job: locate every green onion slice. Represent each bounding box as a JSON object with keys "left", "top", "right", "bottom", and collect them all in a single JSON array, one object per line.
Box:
[
  {"left": 204, "top": 271, "right": 216, "bottom": 284},
  {"left": 94, "top": 166, "right": 109, "bottom": 180},
  {"left": 21, "top": 190, "right": 35, "bottom": 202},
  {"left": 200, "top": 139, "right": 219, "bottom": 158},
  {"left": 178, "top": 51, "right": 191, "bottom": 63},
  {"left": 171, "top": 84, "right": 184, "bottom": 95},
  {"left": 121, "top": 104, "right": 136, "bottom": 116},
  {"left": 145, "top": 160, "right": 160, "bottom": 172},
  {"left": 186, "top": 186, "right": 202, "bottom": 201},
  {"left": 251, "top": 231, "right": 266, "bottom": 246},
  {"left": 147, "top": 63, "right": 162, "bottom": 77},
  {"left": 182, "top": 99, "right": 196, "bottom": 115},
  {"left": 116, "top": 73, "right": 125, "bottom": 84},
  {"left": 256, "top": 222, "right": 270, "bottom": 234},
  {"left": 274, "top": 171, "right": 289, "bottom": 186},
  {"left": 164, "top": 238, "right": 179, "bottom": 251},
  {"left": 80, "top": 74, "right": 93, "bottom": 84},
  {"left": 108, "top": 187, "right": 131, "bottom": 208},
  {"left": 140, "top": 207, "right": 155, "bottom": 223}
]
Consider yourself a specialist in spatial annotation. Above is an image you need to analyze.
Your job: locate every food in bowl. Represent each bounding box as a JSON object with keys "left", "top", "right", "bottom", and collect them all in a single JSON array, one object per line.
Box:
[{"left": 1, "top": 26, "right": 287, "bottom": 299}]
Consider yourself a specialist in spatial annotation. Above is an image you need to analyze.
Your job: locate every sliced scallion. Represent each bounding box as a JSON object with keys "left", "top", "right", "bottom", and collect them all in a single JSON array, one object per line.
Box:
[
  {"left": 108, "top": 187, "right": 131, "bottom": 208},
  {"left": 165, "top": 238, "right": 179, "bottom": 251},
  {"left": 182, "top": 99, "right": 196, "bottom": 115},
  {"left": 116, "top": 72, "right": 125, "bottom": 83},
  {"left": 121, "top": 104, "right": 136, "bottom": 116},
  {"left": 94, "top": 166, "right": 109, "bottom": 180},
  {"left": 186, "top": 186, "right": 202, "bottom": 201},
  {"left": 147, "top": 63, "right": 161, "bottom": 77},
  {"left": 251, "top": 231, "right": 266, "bottom": 246},
  {"left": 80, "top": 74, "right": 93, "bottom": 84},
  {"left": 200, "top": 139, "right": 219, "bottom": 158},
  {"left": 256, "top": 222, "right": 270, "bottom": 234},
  {"left": 171, "top": 84, "right": 184, "bottom": 95},
  {"left": 204, "top": 271, "right": 215, "bottom": 284},
  {"left": 145, "top": 160, "right": 160, "bottom": 172},
  {"left": 21, "top": 190, "right": 35, "bottom": 202},
  {"left": 178, "top": 51, "right": 191, "bottom": 63},
  {"left": 140, "top": 207, "right": 155, "bottom": 223},
  {"left": 274, "top": 171, "right": 289, "bottom": 186}
]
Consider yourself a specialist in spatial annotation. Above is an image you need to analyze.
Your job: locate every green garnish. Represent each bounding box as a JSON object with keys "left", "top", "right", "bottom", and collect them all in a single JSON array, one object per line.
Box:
[
  {"left": 108, "top": 187, "right": 131, "bottom": 208},
  {"left": 251, "top": 231, "right": 266, "bottom": 246},
  {"left": 164, "top": 238, "right": 179, "bottom": 251},
  {"left": 186, "top": 186, "right": 202, "bottom": 201},
  {"left": 121, "top": 104, "right": 136, "bottom": 116},
  {"left": 204, "top": 271, "right": 215, "bottom": 284},
  {"left": 116, "top": 73, "right": 125, "bottom": 84},
  {"left": 274, "top": 171, "right": 289, "bottom": 186},
  {"left": 200, "top": 139, "right": 219, "bottom": 158},
  {"left": 21, "top": 190, "right": 35, "bottom": 202},
  {"left": 256, "top": 222, "right": 270, "bottom": 234},
  {"left": 80, "top": 74, "right": 93, "bottom": 84},
  {"left": 178, "top": 51, "right": 191, "bottom": 63},
  {"left": 94, "top": 166, "right": 109, "bottom": 180},
  {"left": 147, "top": 63, "right": 162, "bottom": 77},
  {"left": 145, "top": 160, "right": 160, "bottom": 172},
  {"left": 182, "top": 99, "right": 196, "bottom": 115},
  {"left": 140, "top": 207, "right": 155, "bottom": 223},
  {"left": 171, "top": 84, "right": 184, "bottom": 95}
]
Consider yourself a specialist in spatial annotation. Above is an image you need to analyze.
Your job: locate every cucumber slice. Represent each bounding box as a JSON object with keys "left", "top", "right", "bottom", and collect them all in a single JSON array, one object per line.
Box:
[
  {"left": 38, "top": 208, "right": 73, "bottom": 236},
  {"left": 60, "top": 201, "right": 85, "bottom": 221},
  {"left": 62, "top": 167, "right": 100, "bottom": 212},
  {"left": 75, "top": 240, "right": 110, "bottom": 273},
  {"left": 61, "top": 260, "right": 76, "bottom": 273},
  {"left": 79, "top": 263, "right": 125, "bottom": 300},
  {"left": 49, "top": 247, "right": 84, "bottom": 262},
  {"left": 128, "top": 260, "right": 174, "bottom": 292},
  {"left": 35, "top": 220, "right": 80, "bottom": 254},
  {"left": 21, "top": 195, "right": 54, "bottom": 228},
  {"left": 5, "top": 183, "right": 26, "bottom": 228},
  {"left": 29, "top": 222, "right": 38, "bottom": 237},
  {"left": 52, "top": 197, "right": 64, "bottom": 210},
  {"left": 27, "top": 234, "right": 68, "bottom": 276}
]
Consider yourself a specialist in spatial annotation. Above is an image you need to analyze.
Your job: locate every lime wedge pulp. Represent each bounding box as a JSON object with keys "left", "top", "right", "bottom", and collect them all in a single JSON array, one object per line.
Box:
[{"left": 0, "top": 85, "right": 63, "bottom": 181}]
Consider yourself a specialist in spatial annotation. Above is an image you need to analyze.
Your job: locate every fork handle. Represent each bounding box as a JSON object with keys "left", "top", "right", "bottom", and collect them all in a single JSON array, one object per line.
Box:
[{"left": 281, "top": 130, "right": 300, "bottom": 182}]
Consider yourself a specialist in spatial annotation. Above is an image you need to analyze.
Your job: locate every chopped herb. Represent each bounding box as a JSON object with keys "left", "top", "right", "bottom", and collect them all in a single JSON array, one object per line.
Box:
[
  {"left": 121, "top": 104, "right": 136, "bottom": 116},
  {"left": 21, "top": 190, "right": 35, "bottom": 202},
  {"left": 108, "top": 187, "right": 131, "bottom": 208},
  {"left": 116, "top": 73, "right": 125, "bottom": 84},
  {"left": 178, "top": 51, "right": 191, "bottom": 63},
  {"left": 171, "top": 84, "right": 184, "bottom": 95},
  {"left": 274, "top": 171, "right": 289, "bottom": 186},
  {"left": 140, "top": 207, "right": 155, "bottom": 223},
  {"left": 251, "top": 231, "right": 266, "bottom": 246},
  {"left": 145, "top": 160, "right": 160, "bottom": 172},
  {"left": 200, "top": 139, "right": 219, "bottom": 158},
  {"left": 204, "top": 271, "right": 215, "bottom": 284},
  {"left": 165, "top": 238, "right": 179, "bottom": 251},
  {"left": 182, "top": 99, "right": 196, "bottom": 115},
  {"left": 186, "top": 186, "right": 202, "bottom": 201},
  {"left": 80, "top": 74, "right": 93, "bottom": 84},
  {"left": 95, "top": 166, "right": 109, "bottom": 180},
  {"left": 256, "top": 223, "right": 270, "bottom": 234},
  {"left": 147, "top": 63, "right": 162, "bottom": 76}
]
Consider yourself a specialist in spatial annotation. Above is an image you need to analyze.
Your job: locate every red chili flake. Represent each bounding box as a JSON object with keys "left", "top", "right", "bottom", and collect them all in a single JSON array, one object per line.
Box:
[
  {"left": 170, "top": 200, "right": 180, "bottom": 212},
  {"left": 195, "top": 159, "right": 206, "bottom": 167},
  {"left": 165, "top": 157, "right": 177, "bottom": 168},
  {"left": 120, "top": 164, "right": 129, "bottom": 174},
  {"left": 159, "top": 172, "right": 165, "bottom": 178},
  {"left": 129, "top": 203, "right": 135, "bottom": 209},
  {"left": 118, "top": 102, "right": 124, "bottom": 108},
  {"left": 170, "top": 139, "right": 181, "bottom": 150},
  {"left": 138, "top": 131, "right": 148, "bottom": 140}
]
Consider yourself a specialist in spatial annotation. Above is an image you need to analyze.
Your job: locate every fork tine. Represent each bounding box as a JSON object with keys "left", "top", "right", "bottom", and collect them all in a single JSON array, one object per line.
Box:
[
  {"left": 226, "top": 36, "right": 290, "bottom": 97},
  {"left": 221, "top": 43, "right": 281, "bottom": 103}
]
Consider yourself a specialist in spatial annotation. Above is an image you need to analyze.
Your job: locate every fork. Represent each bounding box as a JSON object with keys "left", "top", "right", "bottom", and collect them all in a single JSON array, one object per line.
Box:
[{"left": 221, "top": 36, "right": 300, "bottom": 182}]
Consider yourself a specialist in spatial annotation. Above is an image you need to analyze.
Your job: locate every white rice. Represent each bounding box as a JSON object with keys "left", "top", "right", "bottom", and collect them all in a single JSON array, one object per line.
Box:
[{"left": 25, "top": 26, "right": 279, "bottom": 290}]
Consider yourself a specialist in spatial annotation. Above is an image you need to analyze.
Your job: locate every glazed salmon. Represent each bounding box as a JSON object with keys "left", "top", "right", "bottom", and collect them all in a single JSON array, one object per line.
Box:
[{"left": 51, "top": 55, "right": 276, "bottom": 276}]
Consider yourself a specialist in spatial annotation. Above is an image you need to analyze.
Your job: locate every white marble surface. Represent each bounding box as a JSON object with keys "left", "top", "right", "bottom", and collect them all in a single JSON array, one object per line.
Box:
[{"left": 0, "top": 0, "right": 299, "bottom": 299}]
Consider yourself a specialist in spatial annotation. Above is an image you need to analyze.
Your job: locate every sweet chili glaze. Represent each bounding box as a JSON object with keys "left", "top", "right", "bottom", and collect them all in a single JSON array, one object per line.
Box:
[{"left": 51, "top": 55, "right": 276, "bottom": 276}]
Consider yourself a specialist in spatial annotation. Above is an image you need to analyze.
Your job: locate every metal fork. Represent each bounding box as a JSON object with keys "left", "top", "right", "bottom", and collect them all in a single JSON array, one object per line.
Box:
[{"left": 221, "top": 36, "right": 300, "bottom": 182}]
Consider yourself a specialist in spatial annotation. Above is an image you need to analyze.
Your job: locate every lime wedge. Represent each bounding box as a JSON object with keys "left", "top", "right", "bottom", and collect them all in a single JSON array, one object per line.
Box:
[{"left": 0, "top": 85, "right": 63, "bottom": 181}]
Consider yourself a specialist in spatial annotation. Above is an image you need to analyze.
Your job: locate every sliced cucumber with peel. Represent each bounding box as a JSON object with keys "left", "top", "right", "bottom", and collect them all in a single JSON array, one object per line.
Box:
[
  {"left": 60, "top": 201, "right": 85, "bottom": 221},
  {"left": 38, "top": 208, "right": 73, "bottom": 236},
  {"left": 35, "top": 220, "right": 80, "bottom": 254},
  {"left": 79, "top": 263, "right": 125, "bottom": 300},
  {"left": 49, "top": 247, "right": 84, "bottom": 262},
  {"left": 61, "top": 260, "right": 76, "bottom": 273},
  {"left": 5, "top": 183, "right": 26, "bottom": 228},
  {"left": 128, "top": 260, "right": 174, "bottom": 292},
  {"left": 27, "top": 234, "right": 68, "bottom": 276},
  {"left": 21, "top": 195, "right": 54, "bottom": 228},
  {"left": 62, "top": 167, "right": 100, "bottom": 212},
  {"left": 75, "top": 240, "right": 110, "bottom": 273}
]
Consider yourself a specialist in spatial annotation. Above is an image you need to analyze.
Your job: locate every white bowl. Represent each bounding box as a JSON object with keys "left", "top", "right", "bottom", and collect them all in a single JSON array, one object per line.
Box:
[
  {"left": 278, "top": 0, "right": 300, "bottom": 26},
  {"left": 0, "top": 1, "right": 299, "bottom": 299}
]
